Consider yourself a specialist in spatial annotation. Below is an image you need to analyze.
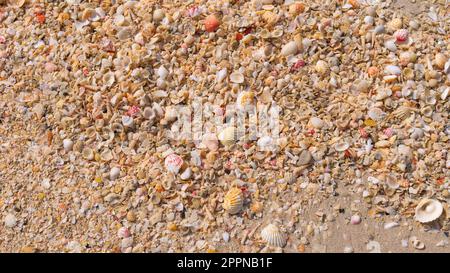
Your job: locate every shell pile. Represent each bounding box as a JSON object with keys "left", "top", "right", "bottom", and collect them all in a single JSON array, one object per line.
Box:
[{"left": 0, "top": 0, "right": 448, "bottom": 253}]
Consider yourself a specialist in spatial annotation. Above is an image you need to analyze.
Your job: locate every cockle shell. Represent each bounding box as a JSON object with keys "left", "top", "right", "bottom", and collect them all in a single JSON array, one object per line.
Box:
[
  {"left": 392, "top": 106, "right": 416, "bottom": 120},
  {"left": 218, "top": 127, "right": 236, "bottom": 146},
  {"left": 260, "top": 224, "right": 287, "bottom": 247},
  {"left": 63, "top": 139, "right": 73, "bottom": 152},
  {"left": 414, "top": 199, "right": 443, "bottom": 223},
  {"left": 223, "top": 187, "right": 244, "bottom": 214},
  {"left": 230, "top": 72, "right": 244, "bottom": 84},
  {"left": 110, "top": 167, "right": 120, "bottom": 181},
  {"left": 394, "top": 29, "right": 408, "bottom": 43},
  {"left": 281, "top": 41, "right": 299, "bottom": 56},
  {"left": 82, "top": 147, "right": 94, "bottom": 160},
  {"left": 164, "top": 153, "right": 184, "bottom": 174},
  {"left": 236, "top": 91, "right": 255, "bottom": 110},
  {"left": 334, "top": 142, "right": 350, "bottom": 152}
]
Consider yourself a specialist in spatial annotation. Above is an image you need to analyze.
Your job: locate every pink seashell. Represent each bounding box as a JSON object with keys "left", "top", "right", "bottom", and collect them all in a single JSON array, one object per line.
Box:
[
  {"left": 0, "top": 35, "right": 5, "bottom": 44},
  {"left": 126, "top": 105, "right": 140, "bottom": 117},
  {"left": 394, "top": 29, "right": 408, "bottom": 43},
  {"left": 383, "top": 128, "right": 394, "bottom": 137},
  {"left": 165, "top": 154, "right": 184, "bottom": 174},
  {"left": 117, "top": 227, "right": 131, "bottom": 238}
]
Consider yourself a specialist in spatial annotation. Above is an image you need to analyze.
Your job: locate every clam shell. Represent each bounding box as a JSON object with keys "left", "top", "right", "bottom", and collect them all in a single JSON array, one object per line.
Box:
[
  {"left": 157, "top": 66, "right": 169, "bottom": 79},
  {"left": 82, "top": 147, "right": 94, "bottom": 160},
  {"left": 223, "top": 187, "right": 244, "bottom": 214},
  {"left": 281, "top": 41, "right": 299, "bottom": 56},
  {"left": 260, "top": 224, "right": 286, "bottom": 247},
  {"left": 334, "top": 142, "right": 349, "bottom": 152},
  {"left": 230, "top": 72, "right": 244, "bottom": 84},
  {"left": 110, "top": 167, "right": 120, "bottom": 181},
  {"left": 435, "top": 53, "right": 447, "bottom": 70},
  {"left": 421, "top": 105, "right": 433, "bottom": 117},
  {"left": 384, "top": 65, "right": 401, "bottom": 75},
  {"left": 218, "top": 127, "right": 236, "bottom": 146},
  {"left": 103, "top": 72, "right": 115, "bottom": 87},
  {"left": 414, "top": 199, "right": 443, "bottom": 223},
  {"left": 164, "top": 153, "right": 184, "bottom": 174},
  {"left": 143, "top": 107, "right": 156, "bottom": 120}
]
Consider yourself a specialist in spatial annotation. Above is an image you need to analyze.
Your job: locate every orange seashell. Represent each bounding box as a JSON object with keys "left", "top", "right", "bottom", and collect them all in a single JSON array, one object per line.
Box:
[
  {"left": 204, "top": 14, "right": 220, "bottom": 32},
  {"left": 367, "top": 66, "right": 379, "bottom": 77}
]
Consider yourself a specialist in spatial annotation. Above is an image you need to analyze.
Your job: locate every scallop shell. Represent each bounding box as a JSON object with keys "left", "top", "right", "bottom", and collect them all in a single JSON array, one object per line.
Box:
[
  {"left": 218, "top": 127, "right": 236, "bottom": 146},
  {"left": 391, "top": 106, "right": 416, "bottom": 120},
  {"left": 164, "top": 153, "right": 184, "bottom": 174},
  {"left": 260, "top": 224, "right": 287, "bottom": 247},
  {"left": 415, "top": 199, "right": 443, "bottom": 223},
  {"left": 334, "top": 142, "right": 350, "bottom": 152},
  {"left": 230, "top": 72, "right": 244, "bottom": 84},
  {"left": 281, "top": 41, "right": 299, "bottom": 56},
  {"left": 223, "top": 187, "right": 244, "bottom": 214},
  {"left": 82, "top": 147, "right": 94, "bottom": 160}
]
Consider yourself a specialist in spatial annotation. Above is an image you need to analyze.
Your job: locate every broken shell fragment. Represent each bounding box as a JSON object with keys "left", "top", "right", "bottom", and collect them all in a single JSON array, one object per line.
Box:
[
  {"left": 82, "top": 147, "right": 94, "bottom": 161},
  {"left": 260, "top": 224, "right": 286, "bottom": 247},
  {"left": 223, "top": 187, "right": 244, "bottom": 214},
  {"left": 414, "top": 199, "right": 443, "bottom": 223},
  {"left": 230, "top": 72, "right": 244, "bottom": 84},
  {"left": 310, "top": 117, "right": 324, "bottom": 129},
  {"left": 236, "top": 91, "right": 255, "bottom": 110}
]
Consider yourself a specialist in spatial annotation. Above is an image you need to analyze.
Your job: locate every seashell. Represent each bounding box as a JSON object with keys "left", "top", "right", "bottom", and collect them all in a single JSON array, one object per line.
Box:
[
  {"left": 402, "top": 68, "right": 414, "bottom": 80},
  {"left": 100, "top": 148, "right": 113, "bottom": 161},
  {"left": 204, "top": 14, "right": 220, "bottom": 32},
  {"left": 236, "top": 91, "right": 255, "bottom": 111},
  {"left": 334, "top": 142, "right": 349, "bottom": 152},
  {"left": 216, "top": 68, "right": 227, "bottom": 83},
  {"left": 201, "top": 133, "right": 219, "bottom": 151},
  {"left": 410, "top": 236, "right": 425, "bottom": 250},
  {"left": 110, "top": 167, "right": 120, "bottom": 181},
  {"left": 364, "top": 16, "right": 374, "bottom": 25},
  {"left": 310, "top": 117, "right": 324, "bottom": 129},
  {"left": 230, "top": 72, "right": 244, "bottom": 84},
  {"left": 384, "top": 40, "right": 397, "bottom": 52},
  {"left": 420, "top": 106, "right": 433, "bottom": 117},
  {"left": 352, "top": 79, "right": 370, "bottom": 93},
  {"left": 257, "top": 136, "right": 274, "bottom": 151},
  {"left": 281, "top": 41, "right": 299, "bottom": 56},
  {"left": 223, "top": 187, "right": 244, "bottom": 214},
  {"left": 103, "top": 72, "right": 115, "bottom": 87},
  {"left": 384, "top": 65, "right": 401, "bottom": 75},
  {"left": 218, "top": 127, "right": 236, "bottom": 146},
  {"left": 444, "top": 60, "right": 450, "bottom": 74},
  {"left": 399, "top": 51, "right": 414, "bottom": 66},
  {"left": 164, "top": 153, "right": 184, "bottom": 174},
  {"left": 435, "top": 53, "right": 447, "bottom": 70},
  {"left": 392, "top": 105, "right": 416, "bottom": 120},
  {"left": 82, "top": 147, "right": 94, "bottom": 160},
  {"left": 315, "top": 60, "right": 329, "bottom": 75},
  {"left": 111, "top": 123, "right": 124, "bottom": 133},
  {"left": 117, "top": 227, "right": 130, "bottom": 238},
  {"left": 441, "top": 87, "right": 449, "bottom": 101},
  {"left": 82, "top": 8, "right": 100, "bottom": 22},
  {"left": 374, "top": 25, "right": 385, "bottom": 34},
  {"left": 298, "top": 150, "right": 312, "bottom": 165},
  {"left": 260, "top": 224, "right": 286, "bottom": 247},
  {"left": 180, "top": 168, "right": 192, "bottom": 180},
  {"left": 383, "top": 174, "right": 399, "bottom": 189},
  {"left": 259, "top": 29, "right": 272, "bottom": 39},
  {"left": 153, "top": 9, "right": 165, "bottom": 23},
  {"left": 117, "top": 27, "right": 133, "bottom": 41},
  {"left": 393, "top": 29, "right": 408, "bottom": 43},
  {"left": 410, "top": 128, "right": 424, "bottom": 140},
  {"left": 424, "top": 94, "right": 436, "bottom": 105},
  {"left": 368, "top": 107, "right": 385, "bottom": 121},
  {"left": 63, "top": 139, "right": 73, "bottom": 152},
  {"left": 7, "top": 0, "right": 26, "bottom": 8},
  {"left": 288, "top": 2, "right": 305, "bottom": 16},
  {"left": 271, "top": 29, "right": 283, "bottom": 38},
  {"left": 388, "top": 18, "right": 402, "bottom": 30},
  {"left": 157, "top": 66, "right": 169, "bottom": 79},
  {"left": 415, "top": 199, "right": 443, "bottom": 223},
  {"left": 397, "top": 144, "right": 412, "bottom": 159},
  {"left": 143, "top": 107, "right": 156, "bottom": 120},
  {"left": 122, "top": 115, "right": 134, "bottom": 128}
]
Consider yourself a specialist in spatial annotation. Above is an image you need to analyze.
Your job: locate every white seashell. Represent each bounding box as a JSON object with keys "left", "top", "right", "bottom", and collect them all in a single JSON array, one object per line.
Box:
[
  {"left": 384, "top": 222, "right": 399, "bottom": 229},
  {"left": 384, "top": 65, "right": 401, "bottom": 75},
  {"left": 384, "top": 40, "right": 397, "bottom": 52},
  {"left": 157, "top": 66, "right": 169, "bottom": 79},
  {"left": 383, "top": 174, "right": 399, "bottom": 189},
  {"left": 374, "top": 25, "right": 385, "bottom": 34},
  {"left": 110, "top": 167, "right": 120, "bottom": 181},
  {"left": 415, "top": 199, "right": 443, "bottom": 223},
  {"left": 121, "top": 115, "right": 134, "bottom": 128},
  {"left": 334, "top": 142, "right": 349, "bottom": 152},
  {"left": 410, "top": 128, "right": 424, "bottom": 140},
  {"left": 425, "top": 95, "right": 436, "bottom": 105},
  {"left": 230, "top": 72, "right": 244, "bottom": 84},
  {"left": 368, "top": 107, "right": 385, "bottom": 121},
  {"left": 180, "top": 167, "right": 192, "bottom": 180},
  {"left": 117, "top": 227, "right": 131, "bottom": 238},
  {"left": 421, "top": 106, "right": 433, "bottom": 117},
  {"left": 315, "top": 60, "right": 329, "bottom": 75},
  {"left": 82, "top": 8, "right": 100, "bottom": 22},
  {"left": 164, "top": 153, "right": 184, "bottom": 174},
  {"left": 364, "top": 16, "right": 374, "bottom": 25},
  {"left": 100, "top": 148, "right": 113, "bottom": 161},
  {"left": 441, "top": 87, "right": 449, "bottom": 101},
  {"left": 4, "top": 213, "right": 17, "bottom": 228},
  {"left": 410, "top": 236, "right": 425, "bottom": 250},
  {"left": 223, "top": 187, "right": 244, "bottom": 214},
  {"left": 444, "top": 60, "right": 450, "bottom": 74},
  {"left": 153, "top": 9, "right": 165, "bottom": 22},
  {"left": 218, "top": 127, "right": 236, "bottom": 146},
  {"left": 280, "top": 41, "right": 299, "bottom": 56},
  {"left": 216, "top": 68, "right": 227, "bottom": 83},
  {"left": 260, "top": 224, "right": 286, "bottom": 247},
  {"left": 310, "top": 117, "right": 324, "bottom": 129},
  {"left": 103, "top": 72, "right": 115, "bottom": 87},
  {"left": 63, "top": 139, "right": 73, "bottom": 152}
]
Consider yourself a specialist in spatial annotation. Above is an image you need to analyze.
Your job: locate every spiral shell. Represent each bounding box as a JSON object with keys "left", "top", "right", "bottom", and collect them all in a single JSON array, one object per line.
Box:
[
  {"left": 223, "top": 188, "right": 244, "bottom": 214},
  {"left": 260, "top": 224, "right": 287, "bottom": 247},
  {"left": 415, "top": 199, "right": 443, "bottom": 223}
]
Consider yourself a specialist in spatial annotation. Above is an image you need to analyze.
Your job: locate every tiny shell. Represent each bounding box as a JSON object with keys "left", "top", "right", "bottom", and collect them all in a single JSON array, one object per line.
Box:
[
  {"left": 230, "top": 72, "right": 244, "bottom": 84},
  {"left": 434, "top": 53, "right": 446, "bottom": 69},
  {"left": 257, "top": 136, "right": 274, "bottom": 150},
  {"left": 334, "top": 142, "right": 349, "bottom": 152},
  {"left": 157, "top": 66, "right": 169, "bottom": 79},
  {"left": 103, "top": 72, "right": 115, "bottom": 87},
  {"left": 410, "top": 237, "right": 425, "bottom": 250},
  {"left": 122, "top": 115, "right": 134, "bottom": 128},
  {"left": 204, "top": 14, "right": 220, "bottom": 32},
  {"left": 100, "top": 148, "right": 113, "bottom": 161},
  {"left": 415, "top": 199, "right": 443, "bottom": 223},
  {"left": 281, "top": 41, "right": 299, "bottom": 56},
  {"left": 368, "top": 107, "right": 385, "bottom": 121},
  {"left": 384, "top": 40, "right": 397, "bottom": 52},
  {"left": 383, "top": 174, "right": 399, "bottom": 189},
  {"left": 394, "top": 29, "right": 408, "bottom": 43},
  {"left": 82, "top": 147, "right": 94, "bottom": 160},
  {"left": 153, "top": 9, "right": 165, "bottom": 22},
  {"left": 63, "top": 139, "right": 73, "bottom": 152},
  {"left": 236, "top": 91, "right": 255, "bottom": 110},
  {"left": 260, "top": 224, "right": 286, "bottom": 247},
  {"left": 110, "top": 167, "right": 120, "bottom": 181},
  {"left": 218, "top": 127, "right": 236, "bottom": 146},
  {"left": 201, "top": 133, "right": 219, "bottom": 151},
  {"left": 143, "top": 107, "right": 156, "bottom": 120},
  {"left": 223, "top": 187, "right": 244, "bottom": 214},
  {"left": 384, "top": 65, "right": 401, "bottom": 75},
  {"left": 165, "top": 153, "right": 184, "bottom": 174},
  {"left": 180, "top": 168, "right": 192, "bottom": 180},
  {"left": 310, "top": 117, "right": 324, "bottom": 129},
  {"left": 315, "top": 60, "right": 329, "bottom": 75}
]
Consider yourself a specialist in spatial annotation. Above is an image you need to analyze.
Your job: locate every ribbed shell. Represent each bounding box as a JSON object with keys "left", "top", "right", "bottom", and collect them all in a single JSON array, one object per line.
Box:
[
  {"left": 223, "top": 188, "right": 244, "bottom": 214},
  {"left": 260, "top": 224, "right": 287, "bottom": 247}
]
